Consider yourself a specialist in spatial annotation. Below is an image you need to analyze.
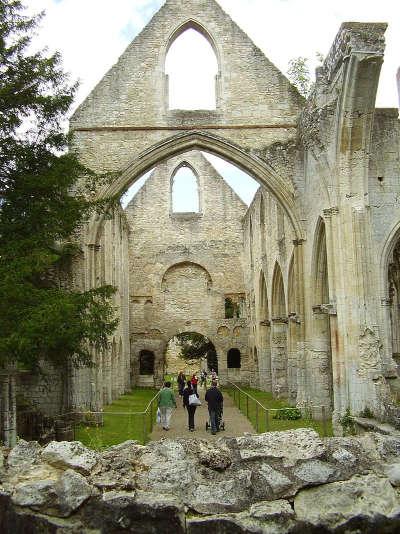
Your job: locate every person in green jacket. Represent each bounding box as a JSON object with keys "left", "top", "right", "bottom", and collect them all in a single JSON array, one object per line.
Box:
[{"left": 158, "top": 381, "right": 177, "bottom": 430}]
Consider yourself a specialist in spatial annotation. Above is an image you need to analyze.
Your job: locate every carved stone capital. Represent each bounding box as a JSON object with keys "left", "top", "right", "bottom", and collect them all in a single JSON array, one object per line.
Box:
[
  {"left": 312, "top": 303, "right": 337, "bottom": 315},
  {"left": 293, "top": 239, "right": 306, "bottom": 247},
  {"left": 259, "top": 320, "right": 271, "bottom": 327},
  {"left": 271, "top": 317, "right": 288, "bottom": 324},
  {"left": 288, "top": 312, "right": 301, "bottom": 324},
  {"left": 323, "top": 207, "right": 339, "bottom": 218},
  {"left": 87, "top": 243, "right": 101, "bottom": 251}
]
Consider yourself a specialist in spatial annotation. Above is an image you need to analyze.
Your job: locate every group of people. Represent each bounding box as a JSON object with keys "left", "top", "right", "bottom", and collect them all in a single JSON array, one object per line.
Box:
[{"left": 158, "top": 370, "right": 223, "bottom": 435}]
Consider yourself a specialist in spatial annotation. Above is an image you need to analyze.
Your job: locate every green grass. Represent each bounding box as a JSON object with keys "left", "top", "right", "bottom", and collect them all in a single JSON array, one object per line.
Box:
[
  {"left": 224, "top": 387, "right": 333, "bottom": 437},
  {"left": 74, "top": 388, "right": 158, "bottom": 449}
]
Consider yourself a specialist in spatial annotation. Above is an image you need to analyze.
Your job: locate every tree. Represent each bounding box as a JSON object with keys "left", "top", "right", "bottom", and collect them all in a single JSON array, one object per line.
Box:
[
  {"left": 175, "top": 332, "right": 218, "bottom": 372},
  {"left": 0, "top": 0, "right": 118, "bottom": 374},
  {"left": 287, "top": 53, "right": 324, "bottom": 98},
  {"left": 287, "top": 57, "right": 311, "bottom": 98}
]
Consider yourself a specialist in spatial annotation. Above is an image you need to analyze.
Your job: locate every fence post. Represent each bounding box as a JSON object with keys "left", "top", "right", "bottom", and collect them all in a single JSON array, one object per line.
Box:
[
  {"left": 255, "top": 403, "right": 259, "bottom": 432},
  {"left": 150, "top": 402, "right": 153, "bottom": 432},
  {"left": 265, "top": 409, "right": 269, "bottom": 432},
  {"left": 322, "top": 406, "right": 327, "bottom": 437},
  {"left": 238, "top": 391, "right": 241, "bottom": 411},
  {"left": 246, "top": 395, "right": 249, "bottom": 418},
  {"left": 143, "top": 412, "right": 147, "bottom": 444}
]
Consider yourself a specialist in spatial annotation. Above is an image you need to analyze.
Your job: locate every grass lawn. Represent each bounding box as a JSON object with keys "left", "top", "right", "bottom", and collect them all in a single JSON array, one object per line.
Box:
[
  {"left": 224, "top": 387, "right": 333, "bottom": 437},
  {"left": 74, "top": 388, "right": 158, "bottom": 449}
]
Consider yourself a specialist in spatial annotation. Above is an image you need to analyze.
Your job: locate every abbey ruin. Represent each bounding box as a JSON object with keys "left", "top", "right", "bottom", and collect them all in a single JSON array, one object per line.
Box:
[{"left": 2, "top": 0, "right": 400, "bottom": 443}]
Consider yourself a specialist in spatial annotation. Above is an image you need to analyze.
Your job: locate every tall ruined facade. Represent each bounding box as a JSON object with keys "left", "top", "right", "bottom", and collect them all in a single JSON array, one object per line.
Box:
[{"left": 3, "top": 0, "right": 400, "bottom": 443}]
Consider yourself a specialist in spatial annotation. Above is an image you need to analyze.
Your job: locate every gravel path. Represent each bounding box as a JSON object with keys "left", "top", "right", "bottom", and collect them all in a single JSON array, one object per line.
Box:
[{"left": 150, "top": 387, "right": 255, "bottom": 441}]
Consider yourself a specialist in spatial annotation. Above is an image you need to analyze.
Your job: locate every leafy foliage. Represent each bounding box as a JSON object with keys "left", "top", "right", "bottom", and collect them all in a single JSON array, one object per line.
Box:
[
  {"left": 287, "top": 57, "right": 311, "bottom": 97},
  {"left": 272, "top": 407, "right": 302, "bottom": 421},
  {"left": 0, "top": 1, "right": 117, "bottom": 370},
  {"left": 175, "top": 332, "right": 218, "bottom": 371},
  {"left": 287, "top": 53, "right": 324, "bottom": 98},
  {"left": 339, "top": 408, "right": 356, "bottom": 436}
]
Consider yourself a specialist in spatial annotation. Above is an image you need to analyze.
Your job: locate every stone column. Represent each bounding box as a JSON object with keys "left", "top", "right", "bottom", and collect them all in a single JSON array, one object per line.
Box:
[
  {"left": 271, "top": 318, "right": 288, "bottom": 398},
  {"left": 258, "top": 320, "right": 271, "bottom": 392},
  {"left": 1, "top": 369, "right": 17, "bottom": 448}
]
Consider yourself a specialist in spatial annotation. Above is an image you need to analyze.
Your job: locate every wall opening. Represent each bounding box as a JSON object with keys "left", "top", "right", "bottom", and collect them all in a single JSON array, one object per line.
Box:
[
  {"left": 171, "top": 166, "right": 200, "bottom": 213},
  {"left": 139, "top": 350, "right": 155, "bottom": 375},
  {"left": 165, "top": 28, "right": 218, "bottom": 110},
  {"left": 165, "top": 332, "right": 218, "bottom": 374},
  {"left": 227, "top": 348, "right": 241, "bottom": 369},
  {"left": 225, "top": 294, "right": 245, "bottom": 319}
]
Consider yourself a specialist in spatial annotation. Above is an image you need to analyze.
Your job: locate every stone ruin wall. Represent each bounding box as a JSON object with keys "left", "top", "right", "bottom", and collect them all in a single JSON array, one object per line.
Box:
[
  {"left": 124, "top": 151, "right": 251, "bottom": 386},
  {"left": 5, "top": 1, "right": 400, "bottom": 439},
  {"left": 244, "top": 187, "right": 298, "bottom": 400}
]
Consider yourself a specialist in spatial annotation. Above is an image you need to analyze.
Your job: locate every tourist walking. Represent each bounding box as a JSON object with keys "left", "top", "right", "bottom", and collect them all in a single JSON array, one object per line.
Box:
[
  {"left": 200, "top": 369, "right": 207, "bottom": 388},
  {"left": 177, "top": 370, "right": 186, "bottom": 397},
  {"left": 183, "top": 380, "right": 200, "bottom": 431},
  {"left": 205, "top": 380, "right": 223, "bottom": 435},
  {"left": 191, "top": 373, "right": 198, "bottom": 394},
  {"left": 158, "top": 381, "right": 177, "bottom": 431}
]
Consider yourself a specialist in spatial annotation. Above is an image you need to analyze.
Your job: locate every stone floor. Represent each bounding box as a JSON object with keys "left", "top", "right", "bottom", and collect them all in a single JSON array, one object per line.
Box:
[{"left": 150, "top": 387, "right": 255, "bottom": 441}]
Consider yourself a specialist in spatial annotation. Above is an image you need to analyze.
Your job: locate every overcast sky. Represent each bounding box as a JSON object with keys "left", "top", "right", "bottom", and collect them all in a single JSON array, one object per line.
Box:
[{"left": 27, "top": 0, "right": 400, "bottom": 206}]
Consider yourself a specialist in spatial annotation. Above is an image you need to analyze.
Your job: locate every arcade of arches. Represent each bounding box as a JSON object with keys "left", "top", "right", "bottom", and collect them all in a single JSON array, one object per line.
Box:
[{"left": 6, "top": 0, "right": 400, "bottom": 437}]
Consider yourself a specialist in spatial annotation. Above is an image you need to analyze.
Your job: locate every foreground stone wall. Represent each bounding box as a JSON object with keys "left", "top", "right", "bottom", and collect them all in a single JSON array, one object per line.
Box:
[{"left": 2, "top": 429, "right": 400, "bottom": 532}]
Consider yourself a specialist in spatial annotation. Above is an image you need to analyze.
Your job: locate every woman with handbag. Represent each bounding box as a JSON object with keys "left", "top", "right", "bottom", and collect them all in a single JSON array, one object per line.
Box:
[{"left": 183, "top": 380, "right": 201, "bottom": 432}]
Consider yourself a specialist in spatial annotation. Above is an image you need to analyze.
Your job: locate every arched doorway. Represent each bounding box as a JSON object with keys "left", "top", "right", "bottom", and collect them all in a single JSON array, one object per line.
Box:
[
  {"left": 165, "top": 332, "right": 218, "bottom": 378},
  {"left": 139, "top": 350, "right": 155, "bottom": 375},
  {"left": 227, "top": 348, "right": 241, "bottom": 368}
]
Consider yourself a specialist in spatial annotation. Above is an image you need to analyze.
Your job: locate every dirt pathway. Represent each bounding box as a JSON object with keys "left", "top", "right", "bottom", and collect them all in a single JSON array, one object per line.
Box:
[{"left": 150, "top": 388, "right": 254, "bottom": 441}]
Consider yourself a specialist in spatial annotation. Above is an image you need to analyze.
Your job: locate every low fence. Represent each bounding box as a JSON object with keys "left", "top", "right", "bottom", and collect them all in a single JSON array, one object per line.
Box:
[
  {"left": 19, "top": 391, "right": 161, "bottom": 449},
  {"left": 227, "top": 382, "right": 330, "bottom": 437}
]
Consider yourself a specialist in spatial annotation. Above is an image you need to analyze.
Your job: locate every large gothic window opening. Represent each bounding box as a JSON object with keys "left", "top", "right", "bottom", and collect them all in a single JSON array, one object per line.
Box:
[
  {"left": 165, "top": 28, "right": 218, "bottom": 110},
  {"left": 171, "top": 166, "right": 200, "bottom": 213}
]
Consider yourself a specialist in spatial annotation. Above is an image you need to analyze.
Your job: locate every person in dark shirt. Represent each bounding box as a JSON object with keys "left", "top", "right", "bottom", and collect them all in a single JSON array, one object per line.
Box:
[
  {"left": 182, "top": 380, "right": 199, "bottom": 431},
  {"left": 205, "top": 380, "right": 223, "bottom": 434}
]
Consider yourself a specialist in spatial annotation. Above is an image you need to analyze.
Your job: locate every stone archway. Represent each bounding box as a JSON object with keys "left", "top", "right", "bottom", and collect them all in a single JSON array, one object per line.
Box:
[{"left": 86, "top": 131, "right": 304, "bottom": 246}]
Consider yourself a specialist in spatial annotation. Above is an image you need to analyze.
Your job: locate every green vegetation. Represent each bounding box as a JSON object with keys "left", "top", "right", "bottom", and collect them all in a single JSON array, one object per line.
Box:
[
  {"left": 0, "top": 0, "right": 117, "bottom": 372},
  {"left": 224, "top": 387, "right": 333, "bottom": 437},
  {"left": 75, "top": 388, "right": 158, "bottom": 449},
  {"left": 339, "top": 408, "right": 356, "bottom": 436}
]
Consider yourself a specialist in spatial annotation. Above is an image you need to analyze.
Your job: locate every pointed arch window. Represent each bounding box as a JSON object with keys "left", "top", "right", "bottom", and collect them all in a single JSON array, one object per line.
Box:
[
  {"left": 165, "top": 27, "right": 218, "bottom": 110},
  {"left": 171, "top": 165, "right": 200, "bottom": 213}
]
